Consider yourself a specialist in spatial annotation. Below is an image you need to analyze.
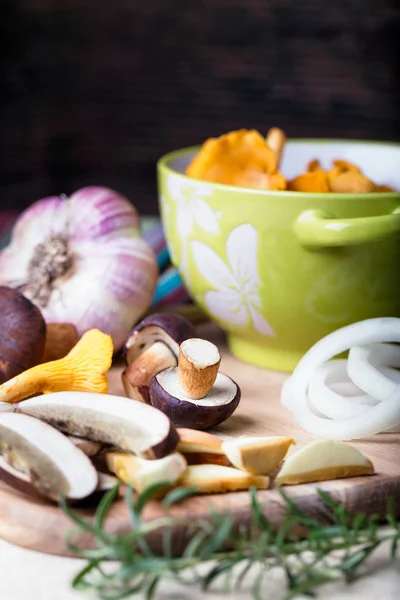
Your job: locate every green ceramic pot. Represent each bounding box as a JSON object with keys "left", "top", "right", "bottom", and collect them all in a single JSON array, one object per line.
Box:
[{"left": 157, "top": 140, "right": 400, "bottom": 372}]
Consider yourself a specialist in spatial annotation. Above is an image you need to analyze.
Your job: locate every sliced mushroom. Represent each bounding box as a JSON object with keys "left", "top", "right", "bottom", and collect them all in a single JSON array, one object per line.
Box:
[
  {"left": 106, "top": 451, "right": 187, "bottom": 493},
  {"left": 222, "top": 436, "right": 295, "bottom": 476},
  {"left": 122, "top": 341, "right": 177, "bottom": 403},
  {"left": 67, "top": 435, "right": 107, "bottom": 457},
  {"left": 275, "top": 440, "right": 374, "bottom": 486},
  {"left": 122, "top": 313, "right": 196, "bottom": 402},
  {"left": 18, "top": 391, "right": 179, "bottom": 459},
  {"left": 178, "top": 338, "right": 221, "bottom": 399},
  {"left": 177, "top": 428, "right": 230, "bottom": 466},
  {"left": 0, "top": 412, "right": 98, "bottom": 501},
  {"left": 150, "top": 368, "right": 240, "bottom": 430},
  {"left": 178, "top": 464, "right": 269, "bottom": 493}
]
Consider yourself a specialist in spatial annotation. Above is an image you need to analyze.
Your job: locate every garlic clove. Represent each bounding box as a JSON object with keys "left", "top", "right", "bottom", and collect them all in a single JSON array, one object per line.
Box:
[{"left": 0, "top": 188, "right": 158, "bottom": 352}]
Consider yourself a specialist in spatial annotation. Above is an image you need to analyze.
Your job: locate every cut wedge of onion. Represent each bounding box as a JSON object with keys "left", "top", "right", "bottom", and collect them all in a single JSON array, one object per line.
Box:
[
  {"left": 347, "top": 343, "right": 400, "bottom": 401},
  {"left": 282, "top": 318, "right": 400, "bottom": 440}
]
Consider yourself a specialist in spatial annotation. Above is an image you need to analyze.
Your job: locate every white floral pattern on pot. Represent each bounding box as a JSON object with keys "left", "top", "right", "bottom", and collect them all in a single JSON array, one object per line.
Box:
[
  {"left": 166, "top": 173, "right": 220, "bottom": 236},
  {"left": 191, "top": 224, "right": 275, "bottom": 336},
  {"left": 166, "top": 173, "right": 220, "bottom": 284}
]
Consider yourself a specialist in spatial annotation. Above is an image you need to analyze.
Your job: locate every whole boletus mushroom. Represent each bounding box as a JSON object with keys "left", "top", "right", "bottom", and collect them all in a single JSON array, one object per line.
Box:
[
  {"left": 122, "top": 313, "right": 196, "bottom": 403},
  {"left": 149, "top": 338, "right": 240, "bottom": 430},
  {"left": 0, "top": 286, "right": 46, "bottom": 383}
]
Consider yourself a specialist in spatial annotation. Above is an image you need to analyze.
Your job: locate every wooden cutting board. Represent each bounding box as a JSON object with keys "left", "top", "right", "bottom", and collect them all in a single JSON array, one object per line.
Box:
[{"left": 0, "top": 322, "right": 399, "bottom": 557}]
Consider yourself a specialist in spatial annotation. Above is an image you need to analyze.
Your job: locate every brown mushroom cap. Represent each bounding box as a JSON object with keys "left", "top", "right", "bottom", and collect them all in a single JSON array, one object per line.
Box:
[
  {"left": 149, "top": 368, "right": 241, "bottom": 430},
  {"left": 125, "top": 313, "right": 196, "bottom": 364},
  {"left": 0, "top": 286, "right": 46, "bottom": 383}
]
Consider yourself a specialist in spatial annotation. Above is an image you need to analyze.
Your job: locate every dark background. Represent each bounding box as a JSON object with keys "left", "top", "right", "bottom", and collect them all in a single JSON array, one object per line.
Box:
[{"left": 1, "top": 0, "right": 399, "bottom": 215}]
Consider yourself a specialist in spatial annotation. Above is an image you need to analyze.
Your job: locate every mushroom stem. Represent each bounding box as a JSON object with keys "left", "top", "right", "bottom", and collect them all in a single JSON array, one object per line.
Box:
[
  {"left": 266, "top": 127, "right": 286, "bottom": 169},
  {"left": 178, "top": 338, "right": 221, "bottom": 400},
  {"left": 106, "top": 451, "right": 187, "bottom": 493},
  {"left": 122, "top": 341, "right": 177, "bottom": 403}
]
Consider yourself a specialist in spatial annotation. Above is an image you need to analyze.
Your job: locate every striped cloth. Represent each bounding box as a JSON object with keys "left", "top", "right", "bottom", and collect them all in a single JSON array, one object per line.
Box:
[{"left": 0, "top": 213, "right": 189, "bottom": 307}]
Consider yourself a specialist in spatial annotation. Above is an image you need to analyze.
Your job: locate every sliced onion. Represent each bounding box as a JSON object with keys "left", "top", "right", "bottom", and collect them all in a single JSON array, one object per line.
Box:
[
  {"left": 347, "top": 343, "right": 400, "bottom": 401},
  {"left": 308, "top": 359, "right": 400, "bottom": 424},
  {"left": 282, "top": 318, "right": 400, "bottom": 440},
  {"left": 308, "top": 360, "right": 378, "bottom": 420}
]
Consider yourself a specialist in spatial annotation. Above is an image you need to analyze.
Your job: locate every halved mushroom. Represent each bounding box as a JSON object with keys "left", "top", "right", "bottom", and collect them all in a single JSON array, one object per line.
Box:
[
  {"left": 122, "top": 313, "right": 196, "bottom": 402},
  {"left": 178, "top": 464, "right": 269, "bottom": 493},
  {"left": 18, "top": 391, "right": 179, "bottom": 459},
  {"left": 275, "top": 440, "right": 374, "bottom": 486},
  {"left": 177, "top": 428, "right": 230, "bottom": 466},
  {"left": 0, "top": 412, "right": 98, "bottom": 501},
  {"left": 106, "top": 451, "right": 187, "bottom": 493},
  {"left": 122, "top": 341, "right": 177, "bottom": 403},
  {"left": 222, "top": 436, "right": 295, "bottom": 475},
  {"left": 150, "top": 368, "right": 240, "bottom": 430}
]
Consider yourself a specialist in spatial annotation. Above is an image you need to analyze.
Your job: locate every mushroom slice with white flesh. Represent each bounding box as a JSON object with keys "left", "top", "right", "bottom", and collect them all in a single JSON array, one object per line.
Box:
[
  {"left": 222, "top": 436, "right": 295, "bottom": 475},
  {"left": 275, "top": 440, "right": 374, "bottom": 486},
  {"left": 178, "top": 464, "right": 269, "bottom": 494},
  {"left": 106, "top": 451, "right": 187, "bottom": 493},
  {"left": 122, "top": 313, "right": 196, "bottom": 403},
  {"left": 0, "top": 412, "right": 98, "bottom": 501},
  {"left": 67, "top": 436, "right": 107, "bottom": 457},
  {"left": 177, "top": 428, "right": 230, "bottom": 466},
  {"left": 18, "top": 391, "right": 179, "bottom": 459}
]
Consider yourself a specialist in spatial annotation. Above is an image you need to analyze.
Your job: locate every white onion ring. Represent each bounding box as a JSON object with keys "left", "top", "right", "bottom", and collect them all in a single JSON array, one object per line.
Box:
[
  {"left": 283, "top": 375, "right": 341, "bottom": 419},
  {"left": 283, "top": 318, "right": 400, "bottom": 440},
  {"left": 308, "top": 359, "right": 400, "bottom": 423},
  {"left": 347, "top": 343, "right": 400, "bottom": 401},
  {"left": 308, "top": 360, "right": 378, "bottom": 420}
]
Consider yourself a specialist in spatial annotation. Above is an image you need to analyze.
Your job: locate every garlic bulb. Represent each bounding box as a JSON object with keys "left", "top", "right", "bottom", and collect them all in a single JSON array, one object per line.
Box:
[{"left": 0, "top": 187, "right": 158, "bottom": 351}]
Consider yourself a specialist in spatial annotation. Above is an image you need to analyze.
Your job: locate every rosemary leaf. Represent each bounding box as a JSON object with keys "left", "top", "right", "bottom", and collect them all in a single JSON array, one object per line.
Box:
[
  {"left": 95, "top": 484, "right": 120, "bottom": 530},
  {"left": 61, "top": 484, "right": 400, "bottom": 600},
  {"left": 162, "top": 485, "right": 199, "bottom": 507}
]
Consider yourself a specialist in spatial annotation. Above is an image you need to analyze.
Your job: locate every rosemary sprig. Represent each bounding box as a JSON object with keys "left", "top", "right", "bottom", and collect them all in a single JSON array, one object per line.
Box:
[{"left": 61, "top": 484, "right": 400, "bottom": 600}]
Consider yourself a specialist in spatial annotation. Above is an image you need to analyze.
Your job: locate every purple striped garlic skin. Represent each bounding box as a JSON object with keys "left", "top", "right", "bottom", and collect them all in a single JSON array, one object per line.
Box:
[{"left": 0, "top": 187, "right": 158, "bottom": 351}]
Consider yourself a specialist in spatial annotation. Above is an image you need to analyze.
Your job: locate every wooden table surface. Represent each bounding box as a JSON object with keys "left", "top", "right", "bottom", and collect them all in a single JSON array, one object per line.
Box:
[{"left": 0, "top": 321, "right": 399, "bottom": 598}]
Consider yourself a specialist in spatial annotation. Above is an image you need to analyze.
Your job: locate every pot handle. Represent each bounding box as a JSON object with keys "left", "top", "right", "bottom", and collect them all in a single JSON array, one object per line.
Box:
[{"left": 294, "top": 207, "right": 400, "bottom": 249}]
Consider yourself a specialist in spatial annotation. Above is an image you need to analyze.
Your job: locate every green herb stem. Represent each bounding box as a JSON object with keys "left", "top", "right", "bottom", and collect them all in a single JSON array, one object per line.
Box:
[{"left": 61, "top": 484, "right": 400, "bottom": 600}]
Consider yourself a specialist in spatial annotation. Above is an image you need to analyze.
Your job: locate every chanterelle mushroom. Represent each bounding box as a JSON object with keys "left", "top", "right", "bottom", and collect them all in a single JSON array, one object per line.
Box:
[
  {"left": 149, "top": 338, "right": 240, "bottom": 430},
  {"left": 122, "top": 313, "right": 196, "bottom": 403}
]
